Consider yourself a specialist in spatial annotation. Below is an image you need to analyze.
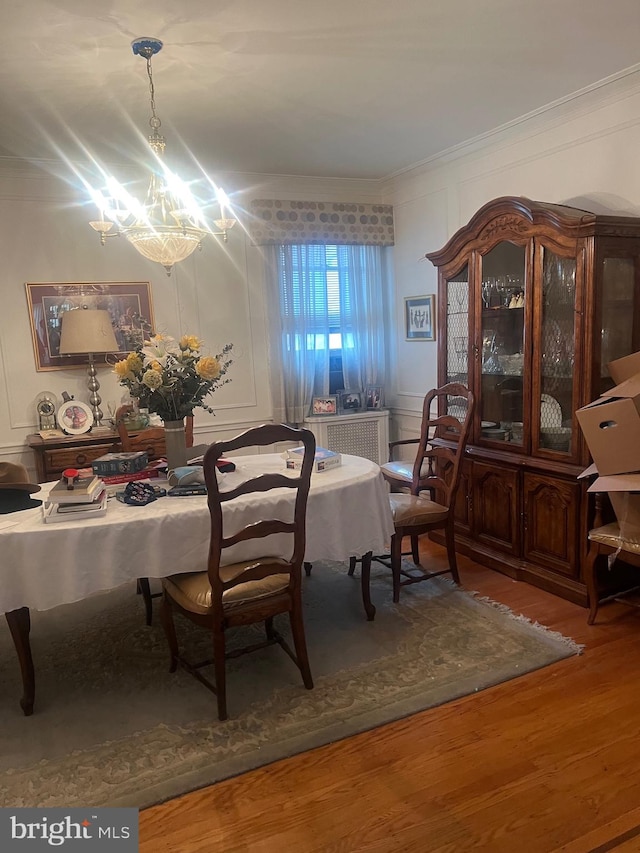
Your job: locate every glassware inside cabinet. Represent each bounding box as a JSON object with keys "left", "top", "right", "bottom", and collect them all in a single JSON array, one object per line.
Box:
[
  {"left": 479, "top": 243, "right": 526, "bottom": 445},
  {"left": 538, "top": 250, "right": 576, "bottom": 453}
]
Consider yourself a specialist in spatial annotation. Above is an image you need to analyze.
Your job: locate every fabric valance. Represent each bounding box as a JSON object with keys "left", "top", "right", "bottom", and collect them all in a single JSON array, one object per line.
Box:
[{"left": 249, "top": 199, "right": 394, "bottom": 246}]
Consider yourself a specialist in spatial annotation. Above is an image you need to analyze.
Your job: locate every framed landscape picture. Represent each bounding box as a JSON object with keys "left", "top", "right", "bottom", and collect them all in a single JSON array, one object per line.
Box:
[
  {"left": 26, "top": 281, "right": 155, "bottom": 371},
  {"left": 405, "top": 294, "right": 435, "bottom": 341}
]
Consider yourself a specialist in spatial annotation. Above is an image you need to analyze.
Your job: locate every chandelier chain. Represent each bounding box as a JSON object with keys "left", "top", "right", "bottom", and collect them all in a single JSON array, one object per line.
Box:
[{"left": 146, "top": 56, "right": 161, "bottom": 132}]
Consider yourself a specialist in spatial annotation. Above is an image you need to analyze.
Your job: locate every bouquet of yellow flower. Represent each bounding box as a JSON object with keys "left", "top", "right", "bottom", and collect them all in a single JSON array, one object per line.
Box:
[{"left": 113, "top": 333, "right": 233, "bottom": 422}]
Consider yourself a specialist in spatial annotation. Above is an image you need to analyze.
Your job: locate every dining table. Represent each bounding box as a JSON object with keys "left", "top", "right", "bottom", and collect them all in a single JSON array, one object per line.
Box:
[{"left": 1, "top": 452, "right": 395, "bottom": 715}]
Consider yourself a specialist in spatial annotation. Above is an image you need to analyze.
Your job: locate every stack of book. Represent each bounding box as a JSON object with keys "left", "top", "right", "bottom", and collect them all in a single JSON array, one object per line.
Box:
[{"left": 42, "top": 474, "right": 108, "bottom": 523}]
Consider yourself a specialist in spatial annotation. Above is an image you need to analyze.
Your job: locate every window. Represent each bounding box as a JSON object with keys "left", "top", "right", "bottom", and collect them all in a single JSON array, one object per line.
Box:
[
  {"left": 270, "top": 241, "right": 387, "bottom": 422},
  {"left": 278, "top": 244, "right": 350, "bottom": 391}
]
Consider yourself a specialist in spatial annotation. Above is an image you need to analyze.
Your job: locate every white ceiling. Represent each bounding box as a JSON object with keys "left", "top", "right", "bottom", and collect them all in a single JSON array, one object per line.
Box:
[{"left": 2, "top": 0, "right": 640, "bottom": 181}]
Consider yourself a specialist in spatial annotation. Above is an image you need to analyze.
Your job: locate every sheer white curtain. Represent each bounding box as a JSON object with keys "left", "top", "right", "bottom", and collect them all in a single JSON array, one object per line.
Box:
[
  {"left": 263, "top": 243, "right": 389, "bottom": 425},
  {"left": 341, "top": 245, "right": 388, "bottom": 391}
]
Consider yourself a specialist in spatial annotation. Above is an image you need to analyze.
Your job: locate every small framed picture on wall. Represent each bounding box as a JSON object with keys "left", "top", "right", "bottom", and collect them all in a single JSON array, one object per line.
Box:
[{"left": 405, "top": 294, "right": 436, "bottom": 341}]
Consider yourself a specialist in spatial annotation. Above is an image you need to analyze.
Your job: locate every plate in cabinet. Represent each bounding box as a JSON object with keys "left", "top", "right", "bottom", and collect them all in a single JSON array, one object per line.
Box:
[{"left": 541, "top": 394, "right": 562, "bottom": 428}]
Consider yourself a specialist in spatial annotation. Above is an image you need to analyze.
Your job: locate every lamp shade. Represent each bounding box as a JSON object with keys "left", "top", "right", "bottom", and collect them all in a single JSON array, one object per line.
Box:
[{"left": 59, "top": 309, "right": 118, "bottom": 355}]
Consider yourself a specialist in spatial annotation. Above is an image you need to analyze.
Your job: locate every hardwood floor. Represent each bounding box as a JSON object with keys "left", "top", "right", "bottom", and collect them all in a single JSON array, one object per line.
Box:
[{"left": 139, "top": 542, "right": 640, "bottom": 853}]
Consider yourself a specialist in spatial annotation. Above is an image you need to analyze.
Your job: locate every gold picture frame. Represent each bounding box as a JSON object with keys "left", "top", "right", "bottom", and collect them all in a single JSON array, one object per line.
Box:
[{"left": 26, "top": 281, "right": 155, "bottom": 372}]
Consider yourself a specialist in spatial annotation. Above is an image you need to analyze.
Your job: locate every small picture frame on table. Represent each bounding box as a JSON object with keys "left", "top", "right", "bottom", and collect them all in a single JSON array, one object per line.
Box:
[
  {"left": 405, "top": 294, "right": 436, "bottom": 341},
  {"left": 311, "top": 395, "right": 338, "bottom": 416},
  {"left": 365, "top": 386, "right": 383, "bottom": 409},
  {"left": 339, "top": 390, "right": 362, "bottom": 413}
]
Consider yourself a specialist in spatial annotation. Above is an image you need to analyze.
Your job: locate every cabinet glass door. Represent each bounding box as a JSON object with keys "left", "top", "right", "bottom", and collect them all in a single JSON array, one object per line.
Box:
[
  {"left": 601, "top": 256, "right": 636, "bottom": 391},
  {"left": 444, "top": 266, "right": 475, "bottom": 430},
  {"left": 445, "top": 265, "right": 469, "bottom": 389},
  {"left": 537, "top": 250, "right": 576, "bottom": 454},
  {"left": 479, "top": 243, "right": 526, "bottom": 445}
]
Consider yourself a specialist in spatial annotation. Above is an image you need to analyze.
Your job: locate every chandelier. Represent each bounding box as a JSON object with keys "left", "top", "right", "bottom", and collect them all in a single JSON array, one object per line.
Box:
[{"left": 89, "top": 37, "right": 236, "bottom": 276}]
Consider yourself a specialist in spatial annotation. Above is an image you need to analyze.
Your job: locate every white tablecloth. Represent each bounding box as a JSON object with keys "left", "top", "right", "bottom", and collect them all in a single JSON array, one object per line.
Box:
[{"left": 0, "top": 454, "right": 394, "bottom": 613}]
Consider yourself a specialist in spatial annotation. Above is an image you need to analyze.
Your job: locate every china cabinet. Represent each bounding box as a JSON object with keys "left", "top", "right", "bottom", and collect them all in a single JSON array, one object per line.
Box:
[{"left": 426, "top": 196, "right": 640, "bottom": 604}]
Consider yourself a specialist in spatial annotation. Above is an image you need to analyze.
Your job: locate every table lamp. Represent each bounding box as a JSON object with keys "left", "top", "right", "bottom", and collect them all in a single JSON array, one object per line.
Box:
[{"left": 59, "top": 307, "right": 118, "bottom": 428}]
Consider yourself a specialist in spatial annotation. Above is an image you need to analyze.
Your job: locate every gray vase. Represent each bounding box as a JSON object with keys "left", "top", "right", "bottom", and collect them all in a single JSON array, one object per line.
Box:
[{"left": 163, "top": 419, "right": 188, "bottom": 470}]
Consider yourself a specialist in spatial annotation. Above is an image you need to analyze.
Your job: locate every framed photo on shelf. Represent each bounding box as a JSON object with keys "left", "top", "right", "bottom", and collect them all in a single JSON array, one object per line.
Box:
[
  {"left": 311, "top": 395, "right": 338, "bottom": 416},
  {"left": 405, "top": 294, "right": 435, "bottom": 341},
  {"left": 365, "top": 386, "right": 383, "bottom": 409},
  {"left": 339, "top": 390, "right": 363, "bottom": 413},
  {"left": 25, "top": 281, "right": 155, "bottom": 372}
]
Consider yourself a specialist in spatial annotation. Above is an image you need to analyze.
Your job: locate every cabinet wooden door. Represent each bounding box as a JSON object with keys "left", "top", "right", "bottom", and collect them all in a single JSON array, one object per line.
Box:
[
  {"left": 471, "top": 461, "right": 520, "bottom": 556},
  {"left": 523, "top": 472, "right": 580, "bottom": 578},
  {"left": 452, "top": 459, "right": 473, "bottom": 535}
]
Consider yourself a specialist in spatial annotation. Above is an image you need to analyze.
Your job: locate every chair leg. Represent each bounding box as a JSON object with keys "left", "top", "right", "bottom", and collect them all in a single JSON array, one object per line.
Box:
[
  {"left": 159, "top": 595, "right": 178, "bottom": 673},
  {"left": 265, "top": 616, "right": 276, "bottom": 640},
  {"left": 584, "top": 544, "right": 600, "bottom": 625},
  {"left": 348, "top": 556, "right": 358, "bottom": 576},
  {"left": 212, "top": 625, "right": 228, "bottom": 721},
  {"left": 390, "top": 533, "right": 403, "bottom": 603},
  {"left": 444, "top": 522, "right": 460, "bottom": 584},
  {"left": 137, "top": 577, "right": 154, "bottom": 626},
  {"left": 360, "top": 551, "right": 375, "bottom": 621},
  {"left": 304, "top": 562, "right": 313, "bottom": 576},
  {"left": 411, "top": 535, "right": 420, "bottom": 565},
  {"left": 289, "top": 595, "right": 313, "bottom": 690}
]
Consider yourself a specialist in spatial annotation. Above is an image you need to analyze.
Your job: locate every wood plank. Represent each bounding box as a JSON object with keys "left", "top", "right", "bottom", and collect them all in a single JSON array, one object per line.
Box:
[{"left": 140, "top": 543, "right": 640, "bottom": 852}]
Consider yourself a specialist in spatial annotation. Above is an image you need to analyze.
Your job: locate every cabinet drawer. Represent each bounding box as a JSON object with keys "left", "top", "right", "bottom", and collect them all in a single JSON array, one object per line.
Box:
[{"left": 43, "top": 444, "right": 118, "bottom": 477}]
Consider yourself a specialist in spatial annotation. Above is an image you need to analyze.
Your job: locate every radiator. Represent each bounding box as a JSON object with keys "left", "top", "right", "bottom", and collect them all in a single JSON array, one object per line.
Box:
[{"left": 303, "top": 410, "right": 389, "bottom": 465}]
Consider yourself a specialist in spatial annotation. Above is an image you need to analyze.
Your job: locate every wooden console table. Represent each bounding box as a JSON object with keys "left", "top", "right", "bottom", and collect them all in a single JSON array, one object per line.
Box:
[{"left": 27, "top": 429, "right": 167, "bottom": 482}]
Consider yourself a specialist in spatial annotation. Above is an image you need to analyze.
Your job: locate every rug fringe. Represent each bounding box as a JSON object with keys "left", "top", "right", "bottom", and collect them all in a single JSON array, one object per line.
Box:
[{"left": 465, "top": 590, "right": 585, "bottom": 655}]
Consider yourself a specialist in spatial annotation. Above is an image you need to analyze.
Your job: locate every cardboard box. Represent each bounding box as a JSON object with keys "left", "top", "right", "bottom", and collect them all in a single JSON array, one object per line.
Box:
[
  {"left": 577, "top": 350, "right": 640, "bottom": 540},
  {"left": 608, "top": 351, "right": 640, "bottom": 385},
  {"left": 92, "top": 451, "right": 149, "bottom": 475},
  {"left": 586, "top": 471, "right": 640, "bottom": 543},
  {"left": 576, "top": 374, "right": 640, "bottom": 475}
]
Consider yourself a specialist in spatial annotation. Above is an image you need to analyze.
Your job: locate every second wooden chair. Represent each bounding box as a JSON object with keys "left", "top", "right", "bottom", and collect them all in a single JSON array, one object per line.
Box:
[{"left": 352, "top": 383, "right": 474, "bottom": 603}]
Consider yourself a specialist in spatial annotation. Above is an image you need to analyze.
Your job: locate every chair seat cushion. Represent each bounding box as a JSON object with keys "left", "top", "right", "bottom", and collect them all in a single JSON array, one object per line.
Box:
[
  {"left": 389, "top": 493, "right": 449, "bottom": 527},
  {"left": 381, "top": 461, "right": 413, "bottom": 483},
  {"left": 589, "top": 522, "right": 640, "bottom": 555},
  {"left": 162, "top": 558, "right": 291, "bottom": 615}
]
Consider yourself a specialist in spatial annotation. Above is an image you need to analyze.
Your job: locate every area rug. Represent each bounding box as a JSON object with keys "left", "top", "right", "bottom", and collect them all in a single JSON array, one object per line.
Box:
[{"left": 0, "top": 562, "right": 582, "bottom": 809}]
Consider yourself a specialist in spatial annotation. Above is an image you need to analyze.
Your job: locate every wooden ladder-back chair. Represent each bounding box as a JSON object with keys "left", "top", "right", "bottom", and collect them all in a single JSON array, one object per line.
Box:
[
  {"left": 160, "top": 423, "right": 316, "bottom": 721},
  {"left": 115, "top": 405, "right": 194, "bottom": 625},
  {"left": 355, "top": 383, "right": 474, "bottom": 603},
  {"left": 584, "top": 493, "right": 640, "bottom": 624}
]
